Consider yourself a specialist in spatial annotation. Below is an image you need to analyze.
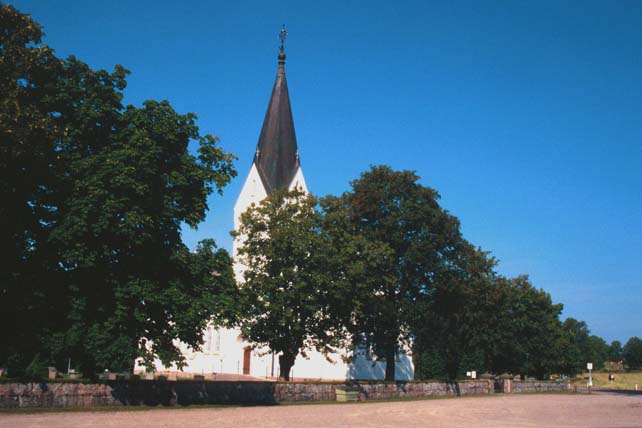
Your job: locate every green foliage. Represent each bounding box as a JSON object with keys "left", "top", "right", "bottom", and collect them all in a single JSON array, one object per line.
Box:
[
  {"left": 503, "top": 277, "right": 564, "bottom": 378},
  {"left": 557, "top": 318, "right": 610, "bottom": 375},
  {"left": 234, "top": 188, "right": 345, "bottom": 380},
  {"left": 585, "top": 335, "right": 610, "bottom": 370},
  {"left": 608, "top": 340, "right": 623, "bottom": 361},
  {"left": 322, "top": 165, "right": 469, "bottom": 380},
  {"left": 456, "top": 275, "right": 562, "bottom": 379},
  {"left": 412, "top": 245, "right": 498, "bottom": 380},
  {"left": 24, "top": 354, "right": 48, "bottom": 380},
  {"left": 551, "top": 319, "right": 584, "bottom": 376},
  {"left": 0, "top": 3, "right": 65, "bottom": 375},
  {"left": 318, "top": 165, "right": 610, "bottom": 381},
  {"left": 413, "top": 347, "right": 448, "bottom": 380},
  {"left": 623, "top": 337, "right": 642, "bottom": 369},
  {"left": 0, "top": 4, "right": 236, "bottom": 377}
]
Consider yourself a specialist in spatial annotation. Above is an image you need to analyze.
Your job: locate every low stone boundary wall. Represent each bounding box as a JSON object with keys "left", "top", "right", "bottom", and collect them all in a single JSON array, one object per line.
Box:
[
  {"left": 275, "top": 382, "right": 337, "bottom": 402},
  {"left": 358, "top": 380, "right": 492, "bottom": 400},
  {"left": 0, "top": 378, "right": 567, "bottom": 408},
  {"left": 274, "top": 380, "right": 492, "bottom": 402},
  {"left": 0, "top": 382, "right": 120, "bottom": 408},
  {"left": 509, "top": 380, "right": 570, "bottom": 393},
  {"left": 0, "top": 381, "right": 277, "bottom": 408}
]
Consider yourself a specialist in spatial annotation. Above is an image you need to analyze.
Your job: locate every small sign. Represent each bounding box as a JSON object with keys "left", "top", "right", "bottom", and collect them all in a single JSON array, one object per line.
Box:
[
  {"left": 466, "top": 371, "right": 471, "bottom": 377},
  {"left": 587, "top": 363, "right": 593, "bottom": 370},
  {"left": 471, "top": 371, "right": 477, "bottom": 379}
]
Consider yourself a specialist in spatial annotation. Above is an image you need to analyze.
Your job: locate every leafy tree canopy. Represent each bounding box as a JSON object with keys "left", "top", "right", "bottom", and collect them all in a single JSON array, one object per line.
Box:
[
  {"left": 0, "top": 4, "right": 236, "bottom": 377},
  {"left": 608, "top": 340, "right": 623, "bottom": 362},
  {"left": 624, "top": 337, "right": 642, "bottom": 369},
  {"left": 234, "top": 188, "right": 345, "bottom": 380},
  {"left": 321, "top": 165, "right": 469, "bottom": 380}
]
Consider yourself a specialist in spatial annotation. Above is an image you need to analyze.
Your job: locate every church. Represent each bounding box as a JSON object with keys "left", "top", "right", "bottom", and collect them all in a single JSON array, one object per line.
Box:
[{"left": 145, "top": 31, "right": 414, "bottom": 381}]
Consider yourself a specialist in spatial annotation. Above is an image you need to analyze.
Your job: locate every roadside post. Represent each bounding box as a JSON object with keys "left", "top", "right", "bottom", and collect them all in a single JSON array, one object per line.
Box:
[{"left": 587, "top": 362, "right": 593, "bottom": 394}]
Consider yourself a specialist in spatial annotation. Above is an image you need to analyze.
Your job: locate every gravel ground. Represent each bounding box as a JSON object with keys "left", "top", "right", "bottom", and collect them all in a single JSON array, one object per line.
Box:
[{"left": 1, "top": 392, "right": 641, "bottom": 428}]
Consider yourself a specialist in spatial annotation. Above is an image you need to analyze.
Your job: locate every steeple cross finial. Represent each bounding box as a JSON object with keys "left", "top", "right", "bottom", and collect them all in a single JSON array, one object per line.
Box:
[{"left": 279, "top": 25, "right": 288, "bottom": 51}]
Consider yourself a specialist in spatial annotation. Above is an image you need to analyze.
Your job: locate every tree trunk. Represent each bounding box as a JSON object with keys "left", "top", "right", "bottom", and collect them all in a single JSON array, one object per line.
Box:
[
  {"left": 279, "top": 352, "right": 296, "bottom": 381},
  {"left": 483, "top": 349, "right": 493, "bottom": 375},
  {"left": 385, "top": 343, "right": 396, "bottom": 381},
  {"left": 79, "top": 355, "right": 98, "bottom": 381},
  {"left": 446, "top": 348, "right": 460, "bottom": 380}
]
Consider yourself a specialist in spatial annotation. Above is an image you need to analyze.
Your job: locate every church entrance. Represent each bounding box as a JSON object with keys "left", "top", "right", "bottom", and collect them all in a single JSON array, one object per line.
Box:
[{"left": 243, "top": 347, "right": 251, "bottom": 375}]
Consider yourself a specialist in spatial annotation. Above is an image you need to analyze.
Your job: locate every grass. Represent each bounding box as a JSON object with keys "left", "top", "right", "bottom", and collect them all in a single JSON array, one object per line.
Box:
[{"left": 571, "top": 371, "right": 642, "bottom": 390}]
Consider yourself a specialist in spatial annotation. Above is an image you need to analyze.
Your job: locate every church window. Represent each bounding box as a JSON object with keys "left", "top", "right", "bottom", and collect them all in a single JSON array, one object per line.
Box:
[{"left": 214, "top": 329, "right": 221, "bottom": 352}]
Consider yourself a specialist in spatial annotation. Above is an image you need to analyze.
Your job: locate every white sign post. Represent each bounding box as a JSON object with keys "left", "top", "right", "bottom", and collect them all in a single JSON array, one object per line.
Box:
[{"left": 587, "top": 363, "right": 593, "bottom": 390}]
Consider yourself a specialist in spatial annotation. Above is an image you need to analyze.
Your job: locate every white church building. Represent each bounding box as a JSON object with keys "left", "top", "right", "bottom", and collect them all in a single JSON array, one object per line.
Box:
[{"left": 144, "top": 38, "right": 414, "bottom": 381}]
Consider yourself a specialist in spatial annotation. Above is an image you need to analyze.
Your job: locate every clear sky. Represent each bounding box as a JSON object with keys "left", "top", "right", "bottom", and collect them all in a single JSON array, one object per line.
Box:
[{"left": 9, "top": 0, "right": 641, "bottom": 344}]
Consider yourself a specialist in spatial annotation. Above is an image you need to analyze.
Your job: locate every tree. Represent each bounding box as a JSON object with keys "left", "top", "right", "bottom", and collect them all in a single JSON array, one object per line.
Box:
[
  {"left": 510, "top": 278, "right": 564, "bottom": 378},
  {"left": 0, "top": 5, "right": 237, "bottom": 377},
  {"left": 412, "top": 244, "right": 497, "bottom": 379},
  {"left": 557, "top": 318, "right": 591, "bottom": 375},
  {"left": 323, "top": 166, "right": 468, "bottom": 380},
  {"left": 50, "top": 96, "right": 236, "bottom": 376},
  {"left": 0, "top": 4, "right": 67, "bottom": 376},
  {"left": 584, "top": 335, "right": 609, "bottom": 370},
  {"left": 608, "top": 340, "right": 623, "bottom": 361},
  {"left": 555, "top": 318, "right": 610, "bottom": 374},
  {"left": 623, "top": 337, "right": 642, "bottom": 369},
  {"left": 234, "top": 189, "right": 346, "bottom": 380},
  {"left": 478, "top": 276, "right": 564, "bottom": 378}
]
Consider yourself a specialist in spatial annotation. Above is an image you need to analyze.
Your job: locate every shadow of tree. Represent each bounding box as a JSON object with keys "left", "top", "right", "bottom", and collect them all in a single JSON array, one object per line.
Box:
[
  {"left": 109, "top": 380, "right": 277, "bottom": 406},
  {"left": 345, "top": 352, "right": 414, "bottom": 380}
]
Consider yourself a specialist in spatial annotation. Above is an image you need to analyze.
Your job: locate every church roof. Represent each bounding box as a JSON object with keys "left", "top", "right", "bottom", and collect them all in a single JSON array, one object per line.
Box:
[{"left": 253, "top": 47, "right": 300, "bottom": 194}]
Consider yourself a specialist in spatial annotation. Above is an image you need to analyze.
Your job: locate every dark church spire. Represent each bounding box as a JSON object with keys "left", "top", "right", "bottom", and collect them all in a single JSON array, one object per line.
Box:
[{"left": 253, "top": 26, "right": 300, "bottom": 194}]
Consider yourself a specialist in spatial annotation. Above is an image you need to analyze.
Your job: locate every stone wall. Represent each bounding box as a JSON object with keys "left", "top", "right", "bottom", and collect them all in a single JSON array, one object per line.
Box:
[
  {"left": 353, "top": 380, "right": 491, "bottom": 401},
  {"left": 274, "top": 380, "right": 492, "bottom": 402},
  {"left": 0, "top": 382, "right": 121, "bottom": 408},
  {"left": 274, "top": 382, "right": 337, "bottom": 402},
  {"left": 0, "top": 381, "right": 277, "bottom": 408},
  {"left": 509, "top": 380, "right": 570, "bottom": 394},
  {"left": 0, "top": 378, "right": 568, "bottom": 409}
]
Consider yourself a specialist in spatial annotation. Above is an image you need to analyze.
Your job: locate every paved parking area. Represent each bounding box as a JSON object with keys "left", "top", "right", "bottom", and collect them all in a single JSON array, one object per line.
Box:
[{"left": 1, "top": 392, "right": 641, "bottom": 428}]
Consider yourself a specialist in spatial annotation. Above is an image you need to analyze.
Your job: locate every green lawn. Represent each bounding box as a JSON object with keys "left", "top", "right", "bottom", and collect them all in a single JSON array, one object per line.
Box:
[{"left": 572, "top": 371, "right": 642, "bottom": 390}]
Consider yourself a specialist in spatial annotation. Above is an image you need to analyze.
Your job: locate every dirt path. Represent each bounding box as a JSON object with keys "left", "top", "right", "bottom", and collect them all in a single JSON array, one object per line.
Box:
[{"left": 1, "top": 393, "right": 641, "bottom": 428}]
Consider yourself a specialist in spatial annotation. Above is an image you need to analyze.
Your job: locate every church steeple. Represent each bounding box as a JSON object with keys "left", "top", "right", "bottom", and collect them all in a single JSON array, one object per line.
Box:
[{"left": 253, "top": 26, "right": 300, "bottom": 194}]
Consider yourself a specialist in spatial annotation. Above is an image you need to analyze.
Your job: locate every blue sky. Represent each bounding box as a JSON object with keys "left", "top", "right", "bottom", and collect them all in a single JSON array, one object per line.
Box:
[{"left": 10, "top": 0, "right": 641, "bottom": 344}]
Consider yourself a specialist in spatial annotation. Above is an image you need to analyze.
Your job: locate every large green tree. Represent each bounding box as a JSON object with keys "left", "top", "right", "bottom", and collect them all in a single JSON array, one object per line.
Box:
[
  {"left": 584, "top": 335, "right": 609, "bottom": 370},
  {"left": 0, "top": 4, "right": 67, "bottom": 375},
  {"left": 556, "top": 318, "right": 610, "bottom": 375},
  {"left": 556, "top": 318, "right": 591, "bottom": 375},
  {"left": 415, "top": 273, "right": 566, "bottom": 379},
  {"left": 623, "top": 337, "right": 642, "bottom": 369},
  {"left": 608, "top": 340, "right": 623, "bottom": 361},
  {"left": 234, "top": 189, "right": 346, "bottom": 380},
  {"left": 323, "top": 165, "right": 468, "bottom": 380},
  {"left": 0, "top": 5, "right": 237, "bottom": 377},
  {"left": 411, "top": 244, "right": 497, "bottom": 380},
  {"left": 493, "top": 276, "right": 563, "bottom": 378}
]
